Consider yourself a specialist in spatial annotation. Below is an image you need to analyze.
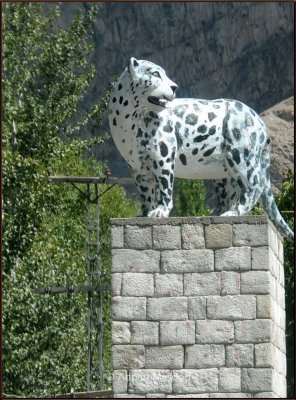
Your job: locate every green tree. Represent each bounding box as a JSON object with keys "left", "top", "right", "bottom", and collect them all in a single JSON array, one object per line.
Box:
[
  {"left": 2, "top": 3, "right": 140, "bottom": 396},
  {"left": 173, "top": 178, "right": 209, "bottom": 216}
]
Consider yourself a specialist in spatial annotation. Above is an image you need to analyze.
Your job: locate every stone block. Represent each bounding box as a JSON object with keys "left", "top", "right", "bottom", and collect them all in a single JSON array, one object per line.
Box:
[
  {"left": 253, "top": 393, "right": 276, "bottom": 398},
  {"left": 125, "top": 225, "right": 152, "bottom": 249},
  {"left": 173, "top": 369, "right": 219, "bottom": 393},
  {"left": 226, "top": 344, "right": 254, "bottom": 367},
  {"left": 235, "top": 320, "right": 272, "bottom": 343},
  {"left": 145, "top": 345, "right": 184, "bottom": 369},
  {"left": 112, "top": 273, "right": 122, "bottom": 296},
  {"left": 220, "top": 271, "right": 240, "bottom": 295},
  {"left": 205, "top": 224, "right": 233, "bottom": 248},
  {"left": 111, "top": 226, "right": 124, "bottom": 248},
  {"left": 147, "top": 297, "right": 188, "bottom": 320},
  {"left": 241, "top": 368, "right": 273, "bottom": 392},
  {"left": 160, "top": 320, "right": 195, "bottom": 345},
  {"left": 251, "top": 246, "right": 270, "bottom": 270},
  {"left": 255, "top": 343, "right": 286, "bottom": 376},
  {"left": 218, "top": 367, "right": 241, "bottom": 392},
  {"left": 112, "top": 321, "right": 131, "bottom": 344},
  {"left": 112, "top": 296, "right": 146, "bottom": 321},
  {"left": 112, "top": 345, "right": 145, "bottom": 369},
  {"left": 112, "top": 249, "right": 160, "bottom": 273},
  {"left": 233, "top": 224, "right": 268, "bottom": 247},
  {"left": 272, "top": 370, "right": 287, "bottom": 397},
  {"left": 210, "top": 394, "right": 251, "bottom": 398},
  {"left": 188, "top": 297, "right": 207, "bottom": 320},
  {"left": 207, "top": 295, "right": 256, "bottom": 320},
  {"left": 215, "top": 247, "right": 251, "bottom": 271},
  {"left": 154, "top": 273, "right": 183, "bottom": 297},
  {"left": 184, "top": 272, "right": 220, "bottom": 296},
  {"left": 167, "top": 395, "right": 209, "bottom": 398},
  {"left": 112, "top": 370, "right": 128, "bottom": 393},
  {"left": 114, "top": 394, "right": 145, "bottom": 398},
  {"left": 161, "top": 249, "right": 214, "bottom": 273},
  {"left": 121, "top": 273, "right": 154, "bottom": 297},
  {"left": 256, "top": 294, "right": 273, "bottom": 318},
  {"left": 185, "top": 344, "right": 225, "bottom": 368},
  {"left": 131, "top": 321, "right": 159, "bottom": 345},
  {"left": 195, "top": 320, "right": 234, "bottom": 344},
  {"left": 153, "top": 225, "right": 181, "bottom": 250},
  {"left": 129, "top": 369, "right": 172, "bottom": 393},
  {"left": 182, "top": 224, "right": 205, "bottom": 249},
  {"left": 241, "top": 271, "right": 271, "bottom": 294}
]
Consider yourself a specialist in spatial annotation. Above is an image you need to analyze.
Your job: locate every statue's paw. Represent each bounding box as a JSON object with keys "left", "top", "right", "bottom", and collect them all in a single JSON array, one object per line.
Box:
[
  {"left": 221, "top": 210, "right": 239, "bottom": 216},
  {"left": 148, "top": 207, "right": 169, "bottom": 218}
]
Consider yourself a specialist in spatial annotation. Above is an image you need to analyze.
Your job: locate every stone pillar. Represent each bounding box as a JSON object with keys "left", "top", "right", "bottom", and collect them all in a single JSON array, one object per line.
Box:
[{"left": 111, "top": 216, "right": 286, "bottom": 398}]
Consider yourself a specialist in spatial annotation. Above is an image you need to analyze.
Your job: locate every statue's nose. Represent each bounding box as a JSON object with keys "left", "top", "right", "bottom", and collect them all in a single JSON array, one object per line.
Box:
[{"left": 171, "top": 84, "right": 178, "bottom": 94}]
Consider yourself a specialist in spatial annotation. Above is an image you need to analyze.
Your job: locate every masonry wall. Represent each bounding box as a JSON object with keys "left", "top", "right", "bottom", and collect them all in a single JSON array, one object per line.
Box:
[{"left": 111, "top": 216, "right": 286, "bottom": 398}]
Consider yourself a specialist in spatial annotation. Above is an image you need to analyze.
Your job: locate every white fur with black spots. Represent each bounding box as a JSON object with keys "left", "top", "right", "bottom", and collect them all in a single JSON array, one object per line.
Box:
[{"left": 108, "top": 57, "right": 294, "bottom": 241}]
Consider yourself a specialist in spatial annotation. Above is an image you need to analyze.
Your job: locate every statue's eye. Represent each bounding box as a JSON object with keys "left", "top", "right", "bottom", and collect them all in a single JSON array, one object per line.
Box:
[{"left": 151, "top": 71, "right": 161, "bottom": 78}]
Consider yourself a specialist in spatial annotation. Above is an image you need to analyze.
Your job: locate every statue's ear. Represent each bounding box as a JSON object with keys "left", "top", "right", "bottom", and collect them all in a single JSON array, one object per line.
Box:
[{"left": 128, "top": 57, "right": 139, "bottom": 78}]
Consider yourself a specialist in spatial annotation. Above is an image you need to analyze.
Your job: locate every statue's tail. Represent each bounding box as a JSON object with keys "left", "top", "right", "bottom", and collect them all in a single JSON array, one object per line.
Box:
[{"left": 260, "top": 183, "right": 294, "bottom": 242}]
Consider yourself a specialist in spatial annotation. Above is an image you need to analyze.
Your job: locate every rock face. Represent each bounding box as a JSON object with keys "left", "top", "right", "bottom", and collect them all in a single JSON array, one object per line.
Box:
[
  {"left": 56, "top": 2, "right": 294, "bottom": 191},
  {"left": 260, "top": 97, "right": 294, "bottom": 192}
]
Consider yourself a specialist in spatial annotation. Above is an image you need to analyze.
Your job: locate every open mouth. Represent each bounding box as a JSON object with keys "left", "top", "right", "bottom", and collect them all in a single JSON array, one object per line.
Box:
[{"left": 148, "top": 96, "right": 170, "bottom": 107}]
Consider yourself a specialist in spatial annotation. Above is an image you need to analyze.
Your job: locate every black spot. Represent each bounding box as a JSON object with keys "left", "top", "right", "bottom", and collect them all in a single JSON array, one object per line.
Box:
[
  {"left": 250, "top": 132, "right": 257, "bottom": 148},
  {"left": 132, "top": 124, "right": 135, "bottom": 130},
  {"left": 159, "top": 142, "right": 168, "bottom": 157},
  {"left": 170, "top": 173, "right": 174, "bottom": 183},
  {"left": 113, "top": 118, "right": 117, "bottom": 126},
  {"left": 159, "top": 160, "right": 164, "bottom": 167},
  {"left": 116, "top": 110, "right": 120, "bottom": 115},
  {"left": 139, "top": 185, "right": 148, "bottom": 192},
  {"left": 232, "top": 128, "right": 241, "bottom": 141},
  {"left": 122, "top": 139, "right": 125, "bottom": 143},
  {"left": 208, "top": 112, "right": 217, "bottom": 122},
  {"left": 240, "top": 194, "right": 246, "bottom": 205},
  {"left": 232, "top": 149, "right": 241, "bottom": 164},
  {"left": 198, "top": 158, "right": 204, "bottom": 162},
  {"left": 203, "top": 147, "right": 216, "bottom": 157},
  {"left": 166, "top": 158, "right": 171, "bottom": 163},
  {"left": 141, "top": 140, "right": 149, "bottom": 146},
  {"left": 197, "top": 125, "right": 207, "bottom": 133},
  {"left": 175, "top": 122, "right": 183, "bottom": 149},
  {"left": 185, "top": 113, "right": 198, "bottom": 125},
  {"left": 173, "top": 104, "right": 188, "bottom": 118},
  {"left": 124, "top": 100, "right": 128, "bottom": 106},
  {"left": 235, "top": 101, "right": 243, "bottom": 111},
  {"left": 247, "top": 168, "right": 254, "bottom": 181},
  {"left": 253, "top": 175, "right": 259, "bottom": 185},
  {"left": 192, "top": 148, "right": 199, "bottom": 155},
  {"left": 179, "top": 154, "right": 187, "bottom": 165},
  {"left": 209, "top": 126, "right": 216, "bottom": 135},
  {"left": 227, "top": 158, "right": 234, "bottom": 168},
  {"left": 266, "top": 138, "right": 271, "bottom": 145},
  {"left": 238, "top": 179, "right": 244, "bottom": 188},
  {"left": 162, "top": 169, "right": 170, "bottom": 176},
  {"left": 118, "top": 83, "right": 123, "bottom": 90},
  {"left": 137, "top": 128, "right": 143, "bottom": 138},
  {"left": 244, "top": 148, "right": 249, "bottom": 159},
  {"left": 161, "top": 177, "right": 168, "bottom": 190},
  {"left": 119, "top": 96, "right": 123, "bottom": 104},
  {"left": 194, "top": 134, "right": 209, "bottom": 143},
  {"left": 186, "top": 143, "right": 190, "bottom": 147},
  {"left": 112, "top": 97, "right": 117, "bottom": 103},
  {"left": 125, "top": 114, "right": 130, "bottom": 118},
  {"left": 163, "top": 122, "right": 173, "bottom": 133}
]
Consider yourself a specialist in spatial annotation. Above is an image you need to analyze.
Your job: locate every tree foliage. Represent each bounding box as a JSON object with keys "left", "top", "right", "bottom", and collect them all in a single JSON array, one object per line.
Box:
[
  {"left": 2, "top": 3, "right": 140, "bottom": 396},
  {"left": 173, "top": 179, "right": 209, "bottom": 216}
]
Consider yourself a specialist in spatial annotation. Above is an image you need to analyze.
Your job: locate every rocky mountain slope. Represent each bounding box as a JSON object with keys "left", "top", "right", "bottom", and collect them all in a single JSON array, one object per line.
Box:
[
  {"left": 55, "top": 2, "right": 294, "bottom": 196},
  {"left": 260, "top": 96, "right": 294, "bottom": 192}
]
